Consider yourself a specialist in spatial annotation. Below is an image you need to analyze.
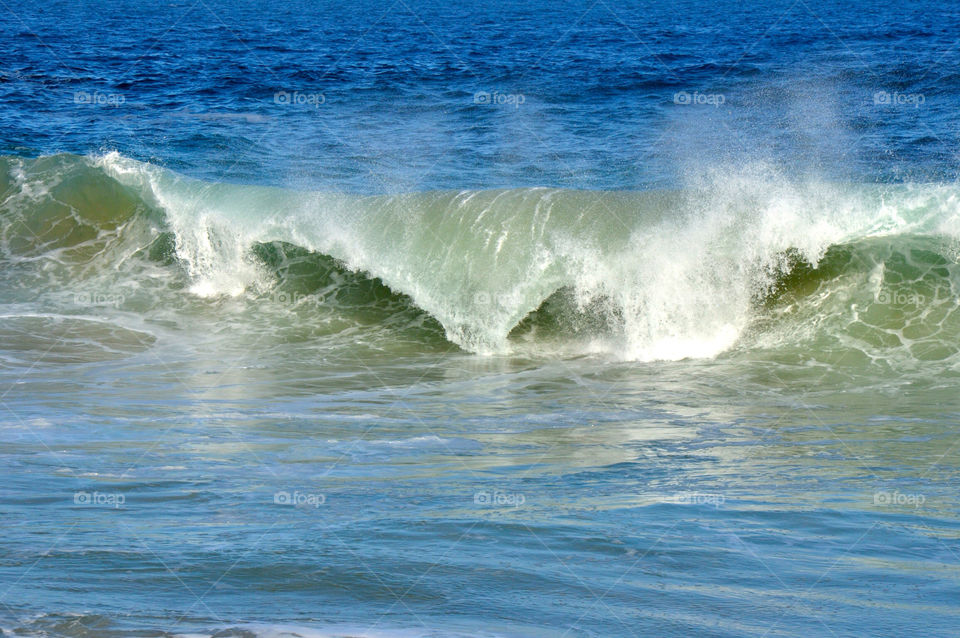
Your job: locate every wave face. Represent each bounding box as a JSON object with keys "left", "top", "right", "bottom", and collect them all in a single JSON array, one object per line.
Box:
[{"left": 3, "top": 152, "right": 960, "bottom": 363}]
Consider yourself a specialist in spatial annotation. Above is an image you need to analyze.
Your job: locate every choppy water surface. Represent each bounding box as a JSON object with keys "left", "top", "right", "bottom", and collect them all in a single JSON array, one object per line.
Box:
[{"left": 2, "top": 0, "right": 960, "bottom": 636}]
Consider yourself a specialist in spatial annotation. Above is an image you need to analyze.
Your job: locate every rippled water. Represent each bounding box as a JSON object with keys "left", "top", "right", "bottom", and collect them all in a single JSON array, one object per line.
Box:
[{"left": 2, "top": 0, "right": 960, "bottom": 636}]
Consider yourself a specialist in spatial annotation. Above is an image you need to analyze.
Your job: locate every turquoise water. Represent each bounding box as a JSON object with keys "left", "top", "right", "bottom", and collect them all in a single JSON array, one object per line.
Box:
[
  {"left": 2, "top": 154, "right": 959, "bottom": 637},
  {"left": 4, "top": 0, "right": 960, "bottom": 635}
]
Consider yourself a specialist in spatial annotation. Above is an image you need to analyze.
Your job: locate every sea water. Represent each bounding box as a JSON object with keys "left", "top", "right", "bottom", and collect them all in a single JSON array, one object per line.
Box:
[{"left": 2, "top": 0, "right": 960, "bottom": 636}]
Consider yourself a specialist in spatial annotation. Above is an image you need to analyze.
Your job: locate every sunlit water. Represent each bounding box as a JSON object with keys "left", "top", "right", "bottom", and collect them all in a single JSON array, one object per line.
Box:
[{"left": 3, "top": 0, "right": 960, "bottom": 636}]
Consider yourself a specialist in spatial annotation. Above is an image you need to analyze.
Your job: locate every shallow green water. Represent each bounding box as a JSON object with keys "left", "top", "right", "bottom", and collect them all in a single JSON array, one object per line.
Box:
[{"left": 2, "top": 154, "right": 960, "bottom": 637}]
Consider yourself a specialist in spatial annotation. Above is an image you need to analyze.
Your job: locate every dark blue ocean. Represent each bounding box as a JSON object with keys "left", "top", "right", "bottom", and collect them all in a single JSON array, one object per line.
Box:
[{"left": 3, "top": 1, "right": 960, "bottom": 636}]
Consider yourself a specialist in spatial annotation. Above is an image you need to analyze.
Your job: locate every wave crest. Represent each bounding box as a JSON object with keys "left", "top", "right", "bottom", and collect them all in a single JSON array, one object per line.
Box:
[{"left": 3, "top": 152, "right": 960, "bottom": 362}]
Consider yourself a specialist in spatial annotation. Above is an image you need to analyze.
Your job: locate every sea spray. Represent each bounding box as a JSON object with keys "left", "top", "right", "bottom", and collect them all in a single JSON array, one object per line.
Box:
[{"left": 3, "top": 152, "right": 959, "bottom": 365}]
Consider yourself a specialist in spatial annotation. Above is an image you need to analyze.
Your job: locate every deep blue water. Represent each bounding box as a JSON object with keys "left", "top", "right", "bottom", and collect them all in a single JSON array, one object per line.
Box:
[
  {"left": 3, "top": 1, "right": 960, "bottom": 636},
  {"left": 5, "top": 0, "right": 960, "bottom": 190}
]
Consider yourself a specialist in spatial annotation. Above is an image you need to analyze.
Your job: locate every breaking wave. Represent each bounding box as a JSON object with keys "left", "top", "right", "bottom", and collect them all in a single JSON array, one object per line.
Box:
[{"left": 3, "top": 152, "right": 960, "bottom": 363}]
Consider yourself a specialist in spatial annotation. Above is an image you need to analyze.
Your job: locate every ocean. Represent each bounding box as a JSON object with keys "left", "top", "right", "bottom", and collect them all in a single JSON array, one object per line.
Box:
[{"left": 2, "top": 0, "right": 960, "bottom": 636}]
